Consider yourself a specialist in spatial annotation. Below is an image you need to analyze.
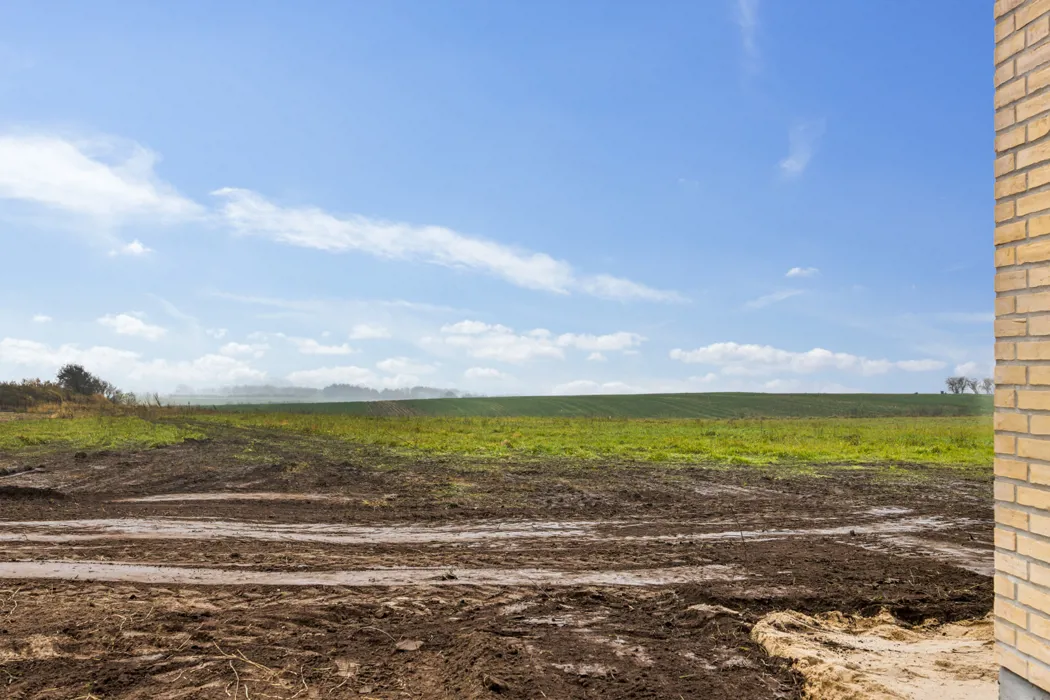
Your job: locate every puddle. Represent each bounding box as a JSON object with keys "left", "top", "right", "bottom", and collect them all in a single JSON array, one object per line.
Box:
[
  {"left": 0, "top": 560, "right": 744, "bottom": 587},
  {"left": 116, "top": 492, "right": 352, "bottom": 503},
  {"left": 852, "top": 535, "right": 993, "bottom": 577},
  {"left": 0, "top": 515, "right": 966, "bottom": 546},
  {"left": 752, "top": 610, "right": 995, "bottom": 700}
]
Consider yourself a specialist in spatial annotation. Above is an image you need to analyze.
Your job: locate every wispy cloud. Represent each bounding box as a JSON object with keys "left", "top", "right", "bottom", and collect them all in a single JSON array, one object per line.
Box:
[
  {"left": 744, "top": 289, "right": 803, "bottom": 309},
  {"left": 349, "top": 324, "right": 391, "bottom": 340},
  {"left": 465, "top": 367, "right": 511, "bottom": 380},
  {"left": 670, "top": 342, "right": 945, "bottom": 376},
  {"left": 97, "top": 313, "right": 167, "bottom": 341},
  {"left": 785, "top": 267, "right": 819, "bottom": 278},
  {"left": 108, "top": 239, "right": 153, "bottom": 256},
  {"left": 735, "top": 0, "right": 760, "bottom": 74},
  {"left": 213, "top": 188, "right": 683, "bottom": 302},
  {"left": 31, "top": 314, "right": 51, "bottom": 324},
  {"left": 426, "top": 321, "right": 646, "bottom": 364},
  {"left": 779, "top": 120, "right": 826, "bottom": 178}
]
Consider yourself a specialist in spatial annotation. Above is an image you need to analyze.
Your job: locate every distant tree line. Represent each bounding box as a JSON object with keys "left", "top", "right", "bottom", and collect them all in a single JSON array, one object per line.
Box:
[
  {"left": 0, "top": 364, "right": 136, "bottom": 411},
  {"left": 944, "top": 376, "right": 994, "bottom": 395},
  {"left": 171, "top": 383, "right": 475, "bottom": 402}
]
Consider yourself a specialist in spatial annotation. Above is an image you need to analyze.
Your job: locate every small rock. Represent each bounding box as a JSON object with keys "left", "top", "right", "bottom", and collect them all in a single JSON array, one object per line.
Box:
[
  {"left": 483, "top": 674, "right": 509, "bottom": 693},
  {"left": 395, "top": 639, "right": 423, "bottom": 652}
]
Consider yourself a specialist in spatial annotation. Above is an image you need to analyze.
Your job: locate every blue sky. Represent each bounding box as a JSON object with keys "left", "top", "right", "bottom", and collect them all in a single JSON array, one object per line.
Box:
[{"left": 0, "top": 0, "right": 992, "bottom": 395}]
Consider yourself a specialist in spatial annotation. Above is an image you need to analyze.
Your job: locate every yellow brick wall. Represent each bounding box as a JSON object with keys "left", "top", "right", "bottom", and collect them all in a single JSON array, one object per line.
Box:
[{"left": 996, "top": 0, "right": 1050, "bottom": 691}]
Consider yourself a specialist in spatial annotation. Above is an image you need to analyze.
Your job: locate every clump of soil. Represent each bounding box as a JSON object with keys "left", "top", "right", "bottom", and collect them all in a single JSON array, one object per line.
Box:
[
  {"left": 0, "top": 485, "right": 65, "bottom": 500},
  {"left": 751, "top": 609, "right": 995, "bottom": 700}
]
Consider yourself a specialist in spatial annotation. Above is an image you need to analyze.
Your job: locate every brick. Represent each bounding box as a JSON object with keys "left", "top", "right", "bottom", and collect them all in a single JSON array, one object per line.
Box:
[
  {"left": 998, "top": 107, "right": 1018, "bottom": 132},
  {"left": 1019, "top": 533, "right": 1050, "bottom": 563},
  {"left": 997, "top": 153, "right": 1017, "bottom": 178},
  {"left": 1018, "top": 343, "right": 1050, "bottom": 360},
  {"left": 1020, "top": 239, "right": 1050, "bottom": 264},
  {"left": 1030, "top": 15, "right": 1050, "bottom": 46},
  {"left": 1031, "top": 266, "right": 1050, "bottom": 288},
  {"left": 1033, "top": 65, "right": 1050, "bottom": 94},
  {"left": 998, "top": 388, "right": 1019, "bottom": 407},
  {"left": 998, "top": 200, "right": 1017, "bottom": 222},
  {"left": 1032, "top": 214, "right": 1050, "bottom": 238},
  {"left": 1034, "top": 513, "right": 1050, "bottom": 537},
  {"left": 997, "top": 172, "right": 1028, "bottom": 198},
  {"left": 1031, "top": 662, "right": 1050, "bottom": 696},
  {"left": 998, "top": 76, "right": 1027, "bottom": 108},
  {"left": 1000, "top": 550, "right": 1030, "bottom": 578},
  {"left": 998, "top": 341, "right": 1018, "bottom": 360},
  {"left": 998, "top": 480, "right": 1018, "bottom": 502},
  {"left": 1000, "top": 125, "right": 1028, "bottom": 152},
  {"left": 998, "top": 366, "right": 1027, "bottom": 384},
  {"left": 1000, "top": 528, "right": 1019, "bottom": 551},
  {"left": 999, "top": 573, "right": 1019, "bottom": 598},
  {"left": 996, "top": 0, "right": 1026, "bottom": 19},
  {"left": 997, "top": 61, "right": 1017, "bottom": 88},
  {"left": 1020, "top": 582, "right": 1050, "bottom": 616},
  {"left": 1033, "top": 414, "right": 1050, "bottom": 433},
  {"left": 998, "top": 270, "right": 1028, "bottom": 291},
  {"left": 1019, "top": 392, "right": 1050, "bottom": 411},
  {"left": 998, "top": 31, "right": 1027, "bottom": 65},
  {"left": 997, "top": 619, "right": 1018, "bottom": 646},
  {"left": 999, "top": 14, "right": 1016, "bottom": 41},
  {"left": 1032, "top": 315, "right": 1050, "bottom": 335},
  {"left": 1020, "top": 141, "right": 1050, "bottom": 169},
  {"left": 998, "top": 503, "right": 1031, "bottom": 529},
  {"left": 1035, "top": 562, "right": 1050, "bottom": 588},
  {"left": 998, "top": 295, "right": 1018, "bottom": 314},
  {"left": 998, "top": 642, "right": 1029, "bottom": 678},
  {"left": 1019, "top": 292, "right": 1050, "bottom": 313},
  {"left": 1034, "top": 366, "right": 1050, "bottom": 384},
  {"left": 1018, "top": 90, "right": 1050, "bottom": 121},
  {"left": 998, "top": 318, "right": 1028, "bottom": 337},
  {"left": 1017, "top": 188, "right": 1050, "bottom": 217},
  {"left": 997, "top": 221, "right": 1028, "bottom": 244},
  {"left": 997, "top": 15, "right": 1016, "bottom": 43},
  {"left": 1032, "top": 463, "right": 1050, "bottom": 485},
  {"left": 1019, "top": 630, "right": 1050, "bottom": 666},
  {"left": 1019, "top": 487, "right": 1050, "bottom": 511},
  {"left": 1033, "top": 163, "right": 1050, "bottom": 189},
  {"left": 1033, "top": 611, "right": 1050, "bottom": 638},
  {"left": 1020, "top": 40, "right": 1050, "bottom": 74},
  {"left": 999, "top": 596, "right": 1029, "bottom": 627},
  {"left": 999, "top": 434, "right": 1018, "bottom": 454},
  {"left": 997, "top": 456, "right": 1029, "bottom": 478},
  {"left": 998, "top": 412, "right": 1029, "bottom": 433},
  {"left": 1017, "top": 0, "right": 1050, "bottom": 30}
]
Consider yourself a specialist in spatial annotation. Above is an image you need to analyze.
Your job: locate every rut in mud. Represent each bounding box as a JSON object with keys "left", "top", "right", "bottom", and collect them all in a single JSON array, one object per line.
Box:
[{"left": 0, "top": 433, "right": 993, "bottom": 699}]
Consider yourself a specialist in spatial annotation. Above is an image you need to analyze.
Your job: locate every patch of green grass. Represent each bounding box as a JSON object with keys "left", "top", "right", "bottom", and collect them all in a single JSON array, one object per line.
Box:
[
  {"left": 199, "top": 414, "right": 992, "bottom": 468},
  {"left": 0, "top": 417, "right": 205, "bottom": 453}
]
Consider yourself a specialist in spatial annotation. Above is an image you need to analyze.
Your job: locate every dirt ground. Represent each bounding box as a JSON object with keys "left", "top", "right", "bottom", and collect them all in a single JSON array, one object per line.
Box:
[{"left": 0, "top": 426, "right": 992, "bottom": 699}]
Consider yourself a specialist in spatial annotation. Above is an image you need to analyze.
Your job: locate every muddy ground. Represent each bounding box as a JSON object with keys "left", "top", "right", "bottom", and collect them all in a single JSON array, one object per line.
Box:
[{"left": 0, "top": 425, "right": 992, "bottom": 699}]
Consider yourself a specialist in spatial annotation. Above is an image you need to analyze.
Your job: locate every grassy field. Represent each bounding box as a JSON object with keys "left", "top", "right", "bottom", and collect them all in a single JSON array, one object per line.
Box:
[
  {"left": 213, "top": 392, "right": 994, "bottom": 419},
  {"left": 0, "top": 416, "right": 204, "bottom": 453},
  {"left": 200, "top": 413, "right": 993, "bottom": 468}
]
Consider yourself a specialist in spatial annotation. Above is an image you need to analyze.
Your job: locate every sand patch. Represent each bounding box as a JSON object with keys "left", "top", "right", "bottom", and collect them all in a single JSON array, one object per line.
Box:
[{"left": 751, "top": 610, "right": 995, "bottom": 700}]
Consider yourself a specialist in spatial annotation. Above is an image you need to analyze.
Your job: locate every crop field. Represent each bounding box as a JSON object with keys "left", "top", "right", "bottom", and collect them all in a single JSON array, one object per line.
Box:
[
  {"left": 0, "top": 408, "right": 995, "bottom": 699},
  {"left": 213, "top": 391, "right": 994, "bottom": 419}
]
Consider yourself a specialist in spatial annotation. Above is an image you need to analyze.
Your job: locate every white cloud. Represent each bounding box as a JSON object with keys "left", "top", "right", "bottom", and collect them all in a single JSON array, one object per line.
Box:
[
  {"left": 669, "top": 342, "right": 945, "bottom": 376},
  {"left": 430, "top": 321, "right": 645, "bottom": 364},
  {"left": 785, "top": 267, "right": 819, "bottom": 278},
  {"left": 218, "top": 342, "right": 268, "bottom": 359},
  {"left": 31, "top": 314, "right": 51, "bottom": 323},
  {"left": 744, "top": 289, "right": 803, "bottom": 309},
  {"left": 0, "top": 338, "right": 264, "bottom": 390},
  {"left": 205, "top": 328, "right": 228, "bottom": 339},
  {"left": 108, "top": 239, "right": 152, "bottom": 256},
  {"left": 587, "top": 352, "right": 607, "bottom": 362},
  {"left": 349, "top": 323, "right": 391, "bottom": 339},
  {"left": 735, "top": 0, "right": 760, "bottom": 73},
  {"left": 376, "top": 357, "right": 437, "bottom": 375},
  {"left": 0, "top": 132, "right": 201, "bottom": 227},
  {"left": 551, "top": 380, "right": 641, "bottom": 395},
  {"left": 464, "top": 367, "right": 511, "bottom": 380},
  {"left": 98, "top": 313, "right": 167, "bottom": 341},
  {"left": 954, "top": 361, "right": 985, "bottom": 377},
  {"left": 287, "top": 337, "right": 355, "bottom": 355},
  {"left": 212, "top": 188, "right": 681, "bottom": 302},
  {"left": 779, "top": 120, "right": 826, "bottom": 178}
]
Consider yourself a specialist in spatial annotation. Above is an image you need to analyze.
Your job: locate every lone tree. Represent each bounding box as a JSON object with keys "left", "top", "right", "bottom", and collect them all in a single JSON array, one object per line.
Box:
[
  {"left": 981, "top": 377, "right": 995, "bottom": 394},
  {"left": 56, "top": 364, "right": 109, "bottom": 396},
  {"left": 945, "top": 376, "right": 968, "bottom": 394}
]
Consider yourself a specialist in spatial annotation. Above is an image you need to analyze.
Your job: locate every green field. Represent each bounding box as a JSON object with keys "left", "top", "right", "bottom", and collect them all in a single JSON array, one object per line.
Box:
[{"left": 213, "top": 392, "right": 993, "bottom": 419}]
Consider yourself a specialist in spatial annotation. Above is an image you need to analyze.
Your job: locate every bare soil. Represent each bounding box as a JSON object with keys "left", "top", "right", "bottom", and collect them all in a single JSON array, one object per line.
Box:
[{"left": 0, "top": 429, "right": 992, "bottom": 699}]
